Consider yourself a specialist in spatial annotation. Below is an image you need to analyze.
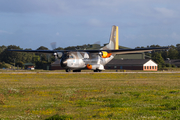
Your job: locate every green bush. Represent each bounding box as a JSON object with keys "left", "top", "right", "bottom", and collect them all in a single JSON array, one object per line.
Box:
[
  {"left": 171, "top": 64, "right": 176, "bottom": 68},
  {"left": 0, "top": 62, "right": 9, "bottom": 68},
  {"left": 45, "top": 114, "right": 73, "bottom": 120},
  {"left": 166, "top": 63, "right": 170, "bottom": 67}
]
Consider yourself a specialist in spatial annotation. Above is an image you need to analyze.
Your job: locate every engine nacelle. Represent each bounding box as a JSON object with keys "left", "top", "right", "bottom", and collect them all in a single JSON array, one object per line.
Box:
[
  {"left": 57, "top": 52, "right": 63, "bottom": 58},
  {"left": 54, "top": 52, "right": 63, "bottom": 59},
  {"left": 86, "top": 64, "right": 105, "bottom": 70},
  {"left": 86, "top": 64, "right": 92, "bottom": 69},
  {"left": 99, "top": 51, "right": 112, "bottom": 58}
]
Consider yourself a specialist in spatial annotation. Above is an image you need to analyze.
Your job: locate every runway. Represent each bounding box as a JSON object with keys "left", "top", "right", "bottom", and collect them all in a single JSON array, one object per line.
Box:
[{"left": 0, "top": 71, "right": 180, "bottom": 74}]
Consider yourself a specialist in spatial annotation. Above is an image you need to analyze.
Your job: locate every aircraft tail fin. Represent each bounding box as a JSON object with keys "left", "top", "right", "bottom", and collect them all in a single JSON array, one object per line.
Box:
[{"left": 101, "top": 25, "right": 119, "bottom": 50}]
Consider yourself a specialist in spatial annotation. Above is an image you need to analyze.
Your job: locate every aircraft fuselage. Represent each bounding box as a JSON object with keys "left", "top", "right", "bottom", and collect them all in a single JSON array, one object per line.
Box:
[{"left": 60, "top": 52, "right": 114, "bottom": 71}]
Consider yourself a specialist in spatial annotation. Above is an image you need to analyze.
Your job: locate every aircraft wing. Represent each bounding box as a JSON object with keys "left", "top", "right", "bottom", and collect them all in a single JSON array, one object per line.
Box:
[
  {"left": 69, "top": 47, "right": 169, "bottom": 54},
  {"left": 8, "top": 47, "right": 169, "bottom": 54},
  {"left": 105, "top": 47, "right": 169, "bottom": 54},
  {"left": 8, "top": 49, "right": 56, "bottom": 53}
]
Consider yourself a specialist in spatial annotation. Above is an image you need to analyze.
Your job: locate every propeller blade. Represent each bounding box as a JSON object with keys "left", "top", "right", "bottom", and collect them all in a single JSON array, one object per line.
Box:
[{"left": 51, "top": 42, "right": 57, "bottom": 50}]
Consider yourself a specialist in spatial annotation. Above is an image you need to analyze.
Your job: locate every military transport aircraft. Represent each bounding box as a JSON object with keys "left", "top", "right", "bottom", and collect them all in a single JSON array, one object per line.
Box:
[{"left": 9, "top": 25, "right": 168, "bottom": 72}]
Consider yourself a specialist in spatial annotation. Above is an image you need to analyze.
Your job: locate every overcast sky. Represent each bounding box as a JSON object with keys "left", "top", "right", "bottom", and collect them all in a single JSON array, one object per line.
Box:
[{"left": 0, "top": 0, "right": 180, "bottom": 49}]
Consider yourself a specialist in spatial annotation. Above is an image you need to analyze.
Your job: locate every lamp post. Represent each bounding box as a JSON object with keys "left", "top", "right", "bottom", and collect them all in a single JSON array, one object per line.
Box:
[
  {"left": 13, "top": 58, "right": 16, "bottom": 70},
  {"left": 167, "top": 58, "right": 171, "bottom": 71}
]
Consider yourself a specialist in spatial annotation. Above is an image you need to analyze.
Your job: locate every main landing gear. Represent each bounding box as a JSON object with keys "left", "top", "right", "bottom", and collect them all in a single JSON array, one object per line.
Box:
[
  {"left": 65, "top": 69, "right": 81, "bottom": 72},
  {"left": 65, "top": 69, "right": 71, "bottom": 72},
  {"left": 65, "top": 69, "right": 101, "bottom": 72},
  {"left": 73, "top": 70, "right": 81, "bottom": 72},
  {"left": 94, "top": 70, "right": 102, "bottom": 72}
]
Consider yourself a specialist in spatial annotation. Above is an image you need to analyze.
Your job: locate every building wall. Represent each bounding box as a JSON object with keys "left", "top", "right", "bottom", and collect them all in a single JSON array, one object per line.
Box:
[
  {"left": 25, "top": 65, "right": 34, "bottom": 69},
  {"left": 143, "top": 66, "right": 157, "bottom": 71},
  {"left": 105, "top": 65, "right": 143, "bottom": 70},
  {"left": 144, "top": 60, "right": 158, "bottom": 66},
  {"left": 114, "top": 53, "right": 145, "bottom": 59},
  {"left": 50, "top": 66, "right": 63, "bottom": 70},
  {"left": 105, "top": 65, "right": 158, "bottom": 71}
]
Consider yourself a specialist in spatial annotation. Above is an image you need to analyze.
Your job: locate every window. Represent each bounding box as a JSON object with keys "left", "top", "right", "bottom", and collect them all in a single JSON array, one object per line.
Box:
[
  {"left": 155, "top": 66, "right": 157, "bottom": 69},
  {"left": 145, "top": 66, "right": 146, "bottom": 69},
  {"left": 69, "top": 55, "right": 74, "bottom": 58},
  {"left": 150, "top": 66, "right": 151, "bottom": 69},
  {"left": 120, "top": 66, "right": 123, "bottom": 69}
]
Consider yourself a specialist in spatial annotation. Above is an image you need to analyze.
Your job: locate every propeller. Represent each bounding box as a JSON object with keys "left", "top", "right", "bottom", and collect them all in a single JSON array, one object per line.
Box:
[
  {"left": 51, "top": 42, "right": 57, "bottom": 50},
  {"left": 51, "top": 42, "right": 58, "bottom": 61},
  {"left": 50, "top": 42, "right": 63, "bottom": 60}
]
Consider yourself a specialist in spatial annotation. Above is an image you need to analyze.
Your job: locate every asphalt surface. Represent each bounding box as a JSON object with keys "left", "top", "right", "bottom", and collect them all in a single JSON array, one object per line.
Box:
[{"left": 0, "top": 71, "right": 180, "bottom": 74}]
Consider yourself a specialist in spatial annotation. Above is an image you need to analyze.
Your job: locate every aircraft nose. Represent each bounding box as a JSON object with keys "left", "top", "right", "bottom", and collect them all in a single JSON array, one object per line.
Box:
[
  {"left": 63, "top": 60, "right": 67, "bottom": 65},
  {"left": 61, "top": 59, "right": 67, "bottom": 68}
]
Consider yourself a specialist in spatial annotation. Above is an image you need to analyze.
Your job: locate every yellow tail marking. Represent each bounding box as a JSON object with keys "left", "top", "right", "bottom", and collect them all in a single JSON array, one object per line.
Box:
[{"left": 115, "top": 26, "right": 119, "bottom": 50}]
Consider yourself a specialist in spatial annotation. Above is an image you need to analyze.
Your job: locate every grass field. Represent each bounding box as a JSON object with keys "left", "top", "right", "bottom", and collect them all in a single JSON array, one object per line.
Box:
[{"left": 0, "top": 73, "right": 180, "bottom": 120}]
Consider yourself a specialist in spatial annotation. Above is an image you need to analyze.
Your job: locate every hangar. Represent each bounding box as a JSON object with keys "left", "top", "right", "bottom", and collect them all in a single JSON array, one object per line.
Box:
[
  {"left": 164, "top": 59, "right": 180, "bottom": 67},
  {"left": 105, "top": 59, "right": 158, "bottom": 71}
]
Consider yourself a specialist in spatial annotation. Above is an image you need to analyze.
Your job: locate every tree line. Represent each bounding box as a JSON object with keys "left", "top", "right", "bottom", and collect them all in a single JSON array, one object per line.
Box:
[
  {"left": 0, "top": 44, "right": 180, "bottom": 69},
  {"left": 136, "top": 44, "right": 180, "bottom": 69}
]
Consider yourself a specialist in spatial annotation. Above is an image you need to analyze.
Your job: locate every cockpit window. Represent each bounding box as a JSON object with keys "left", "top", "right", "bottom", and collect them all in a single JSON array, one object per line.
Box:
[{"left": 69, "top": 55, "right": 74, "bottom": 58}]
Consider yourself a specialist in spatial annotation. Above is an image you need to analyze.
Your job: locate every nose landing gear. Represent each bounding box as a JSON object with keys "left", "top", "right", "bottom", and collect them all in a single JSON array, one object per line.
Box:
[{"left": 66, "top": 69, "right": 71, "bottom": 72}]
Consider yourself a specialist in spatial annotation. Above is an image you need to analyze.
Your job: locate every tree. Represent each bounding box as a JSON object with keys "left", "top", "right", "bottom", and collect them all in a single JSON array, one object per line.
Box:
[
  {"left": 55, "top": 47, "right": 64, "bottom": 50},
  {"left": 36, "top": 46, "right": 49, "bottom": 62},
  {"left": 16, "top": 61, "right": 24, "bottom": 67},
  {"left": 0, "top": 45, "right": 35, "bottom": 65},
  {"left": 22, "top": 48, "right": 34, "bottom": 63},
  {"left": 167, "top": 45, "right": 178, "bottom": 59},
  {"left": 151, "top": 52, "right": 165, "bottom": 69},
  {"left": 0, "top": 45, "right": 7, "bottom": 54},
  {"left": 176, "top": 44, "right": 180, "bottom": 59},
  {"left": 0, "top": 45, "right": 23, "bottom": 64},
  {"left": 0, "top": 62, "right": 8, "bottom": 68},
  {"left": 37, "top": 46, "right": 49, "bottom": 50},
  {"left": 32, "top": 55, "right": 40, "bottom": 63}
]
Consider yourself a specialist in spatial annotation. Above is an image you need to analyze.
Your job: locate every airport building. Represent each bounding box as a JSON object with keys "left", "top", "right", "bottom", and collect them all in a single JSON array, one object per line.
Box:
[
  {"left": 23, "top": 63, "right": 35, "bottom": 70},
  {"left": 51, "top": 59, "right": 62, "bottom": 70},
  {"left": 164, "top": 59, "right": 180, "bottom": 67},
  {"left": 105, "top": 59, "right": 158, "bottom": 71}
]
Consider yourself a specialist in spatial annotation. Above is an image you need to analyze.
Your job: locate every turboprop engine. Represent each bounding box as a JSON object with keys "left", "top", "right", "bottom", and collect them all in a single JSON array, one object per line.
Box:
[
  {"left": 54, "top": 52, "right": 63, "bottom": 59},
  {"left": 86, "top": 64, "right": 104, "bottom": 70},
  {"left": 99, "top": 51, "right": 112, "bottom": 58}
]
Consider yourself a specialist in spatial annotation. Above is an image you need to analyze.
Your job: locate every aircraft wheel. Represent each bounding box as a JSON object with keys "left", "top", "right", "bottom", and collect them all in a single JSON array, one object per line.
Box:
[
  {"left": 73, "top": 70, "right": 81, "bottom": 72},
  {"left": 66, "top": 69, "right": 71, "bottom": 72},
  {"left": 94, "top": 70, "right": 102, "bottom": 72}
]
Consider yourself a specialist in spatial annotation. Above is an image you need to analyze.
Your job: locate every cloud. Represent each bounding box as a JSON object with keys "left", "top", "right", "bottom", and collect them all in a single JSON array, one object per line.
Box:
[
  {"left": 0, "top": 0, "right": 67, "bottom": 14},
  {"left": 0, "top": 30, "right": 12, "bottom": 34},
  {"left": 172, "top": 32, "right": 180, "bottom": 40},
  {"left": 56, "top": 32, "right": 59, "bottom": 36},
  {"left": 0, "top": 0, "right": 179, "bottom": 18},
  {"left": 154, "top": 7, "right": 178, "bottom": 18},
  {"left": 0, "top": 0, "right": 180, "bottom": 49},
  {"left": 87, "top": 19, "right": 103, "bottom": 27}
]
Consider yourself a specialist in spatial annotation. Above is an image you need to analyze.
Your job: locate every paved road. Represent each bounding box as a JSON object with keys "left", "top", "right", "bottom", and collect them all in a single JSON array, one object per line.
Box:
[{"left": 1, "top": 71, "right": 180, "bottom": 74}]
